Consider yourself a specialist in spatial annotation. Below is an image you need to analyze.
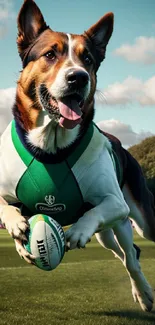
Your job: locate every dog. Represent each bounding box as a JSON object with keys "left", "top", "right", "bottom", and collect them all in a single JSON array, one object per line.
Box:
[{"left": 0, "top": 0, "right": 155, "bottom": 312}]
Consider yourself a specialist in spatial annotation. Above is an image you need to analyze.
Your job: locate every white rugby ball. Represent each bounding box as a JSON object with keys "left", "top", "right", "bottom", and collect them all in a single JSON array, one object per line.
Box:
[{"left": 24, "top": 214, "right": 65, "bottom": 271}]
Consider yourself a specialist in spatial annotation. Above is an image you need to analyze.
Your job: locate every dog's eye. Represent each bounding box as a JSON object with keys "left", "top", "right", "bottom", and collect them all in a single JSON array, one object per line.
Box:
[
  {"left": 83, "top": 53, "right": 92, "bottom": 66},
  {"left": 44, "top": 51, "right": 56, "bottom": 61}
]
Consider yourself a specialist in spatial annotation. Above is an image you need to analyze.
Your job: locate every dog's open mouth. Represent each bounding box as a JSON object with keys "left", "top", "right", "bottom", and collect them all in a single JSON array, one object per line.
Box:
[
  {"left": 39, "top": 85, "right": 84, "bottom": 129},
  {"left": 58, "top": 94, "right": 84, "bottom": 129}
]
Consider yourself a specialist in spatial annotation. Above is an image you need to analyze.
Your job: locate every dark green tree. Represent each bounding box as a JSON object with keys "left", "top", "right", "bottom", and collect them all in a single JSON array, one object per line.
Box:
[{"left": 129, "top": 136, "right": 155, "bottom": 198}]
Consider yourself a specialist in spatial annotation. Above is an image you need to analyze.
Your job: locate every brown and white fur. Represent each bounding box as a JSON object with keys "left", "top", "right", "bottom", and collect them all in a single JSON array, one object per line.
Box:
[{"left": 0, "top": 0, "right": 155, "bottom": 312}]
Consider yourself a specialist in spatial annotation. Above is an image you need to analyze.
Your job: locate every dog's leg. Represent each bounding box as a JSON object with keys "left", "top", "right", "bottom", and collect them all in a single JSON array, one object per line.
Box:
[
  {"left": 123, "top": 184, "right": 155, "bottom": 242},
  {"left": 96, "top": 229, "right": 141, "bottom": 261},
  {"left": 95, "top": 229, "right": 124, "bottom": 261},
  {"left": 113, "top": 218, "right": 153, "bottom": 312},
  {"left": 65, "top": 192, "right": 129, "bottom": 250},
  {"left": 123, "top": 149, "right": 155, "bottom": 242},
  {"left": 0, "top": 197, "right": 35, "bottom": 264}
]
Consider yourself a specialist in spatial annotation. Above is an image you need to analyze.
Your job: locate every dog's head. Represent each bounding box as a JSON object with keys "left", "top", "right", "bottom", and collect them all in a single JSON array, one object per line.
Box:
[{"left": 14, "top": 0, "right": 113, "bottom": 152}]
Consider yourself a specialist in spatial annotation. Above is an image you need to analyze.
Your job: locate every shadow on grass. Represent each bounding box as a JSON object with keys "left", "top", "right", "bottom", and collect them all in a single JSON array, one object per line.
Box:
[{"left": 87, "top": 310, "right": 155, "bottom": 322}]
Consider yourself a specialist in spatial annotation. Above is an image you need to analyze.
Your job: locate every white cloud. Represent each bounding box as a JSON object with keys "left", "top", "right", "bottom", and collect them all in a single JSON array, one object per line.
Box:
[
  {"left": 114, "top": 36, "right": 155, "bottom": 65},
  {"left": 97, "top": 119, "right": 154, "bottom": 147},
  {"left": 0, "top": 88, "right": 16, "bottom": 134},
  {"left": 96, "top": 76, "right": 155, "bottom": 106},
  {"left": 0, "top": 0, "right": 15, "bottom": 39}
]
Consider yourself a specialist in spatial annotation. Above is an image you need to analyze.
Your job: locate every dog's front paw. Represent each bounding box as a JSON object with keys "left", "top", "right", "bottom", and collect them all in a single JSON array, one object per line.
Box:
[
  {"left": 65, "top": 224, "right": 91, "bottom": 250},
  {"left": 15, "top": 239, "right": 36, "bottom": 265},
  {"left": 0, "top": 205, "right": 29, "bottom": 241},
  {"left": 65, "top": 216, "right": 96, "bottom": 250}
]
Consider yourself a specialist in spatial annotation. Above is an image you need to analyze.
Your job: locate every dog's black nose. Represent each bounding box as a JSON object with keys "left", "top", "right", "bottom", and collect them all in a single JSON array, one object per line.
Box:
[{"left": 67, "top": 70, "right": 89, "bottom": 88}]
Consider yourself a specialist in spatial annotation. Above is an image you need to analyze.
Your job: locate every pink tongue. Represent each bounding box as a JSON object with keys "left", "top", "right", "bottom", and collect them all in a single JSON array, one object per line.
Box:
[{"left": 58, "top": 98, "right": 82, "bottom": 129}]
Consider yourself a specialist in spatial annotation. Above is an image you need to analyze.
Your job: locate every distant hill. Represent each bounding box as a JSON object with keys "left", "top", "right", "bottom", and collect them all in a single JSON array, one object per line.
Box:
[{"left": 129, "top": 136, "right": 155, "bottom": 197}]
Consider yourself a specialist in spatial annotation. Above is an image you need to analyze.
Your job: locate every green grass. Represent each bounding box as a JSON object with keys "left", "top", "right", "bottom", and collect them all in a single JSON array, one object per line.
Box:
[{"left": 0, "top": 230, "right": 155, "bottom": 325}]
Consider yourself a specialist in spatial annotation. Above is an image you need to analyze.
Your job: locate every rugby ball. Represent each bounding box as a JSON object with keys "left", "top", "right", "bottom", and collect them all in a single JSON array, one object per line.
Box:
[{"left": 24, "top": 214, "right": 65, "bottom": 271}]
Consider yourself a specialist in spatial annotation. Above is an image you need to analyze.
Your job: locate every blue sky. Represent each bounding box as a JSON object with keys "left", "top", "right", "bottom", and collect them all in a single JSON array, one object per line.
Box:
[{"left": 0, "top": 0, "right": 155, "bottom": 146}]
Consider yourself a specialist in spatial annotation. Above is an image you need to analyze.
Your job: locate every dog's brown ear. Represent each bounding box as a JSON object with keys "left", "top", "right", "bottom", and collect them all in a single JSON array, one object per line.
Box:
[
  {"left": 17, "top": 0, "right": 48, "bottom": 58},
  {"left": 85, "top": 13, "right": 114, "bottom": 68}
]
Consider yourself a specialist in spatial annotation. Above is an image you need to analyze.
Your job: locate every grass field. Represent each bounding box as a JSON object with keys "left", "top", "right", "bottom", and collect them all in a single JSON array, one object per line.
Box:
[{"left": 0, "top": 230, "right": 155, "bottom": 325}]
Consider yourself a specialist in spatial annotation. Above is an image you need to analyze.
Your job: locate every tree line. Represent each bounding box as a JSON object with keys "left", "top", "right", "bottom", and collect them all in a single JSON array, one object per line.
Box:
[{"left": 129, "top": 136, "right": 155, "bottom": 198}]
